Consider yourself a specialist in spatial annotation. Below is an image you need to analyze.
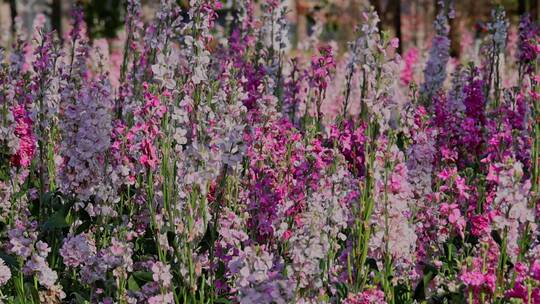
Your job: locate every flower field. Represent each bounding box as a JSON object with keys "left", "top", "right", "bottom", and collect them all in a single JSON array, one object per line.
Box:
[{"left": 0, "top": 0, "right": 539, "bottom": 303}]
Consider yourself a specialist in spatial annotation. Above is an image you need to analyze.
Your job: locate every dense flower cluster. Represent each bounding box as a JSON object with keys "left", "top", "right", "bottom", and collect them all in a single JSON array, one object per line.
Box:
[
  {"left": 9, "top": 105, "right": 36, "bottom": 168},
  {"left": 342, "top": 288, "right": 387, "bottom": 304},
  {"left": 0, "top": 2, "right": 539, "bottom": 304}
]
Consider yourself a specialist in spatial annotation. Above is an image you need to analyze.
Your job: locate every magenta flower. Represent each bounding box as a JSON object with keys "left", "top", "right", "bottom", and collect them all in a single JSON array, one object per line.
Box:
[
  {"left": 309, "top": 45, "right": 336, "bottom": 92},
  {"left": 401, "top": 47, "right": 418, "bottom": 85},
  {"left": 140, "top": 139, "right": 159, "bottom": 170},
  {"left": 10, "top": 104, "right": 36, "bottom": 168},
  {"left": 460, "top": 271, "right": 485, "bottom": 288}
]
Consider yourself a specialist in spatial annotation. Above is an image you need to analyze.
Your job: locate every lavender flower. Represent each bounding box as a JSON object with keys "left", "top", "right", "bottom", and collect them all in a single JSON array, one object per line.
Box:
[
  {"left": 287, "top": 165, "right": 352, "bottom": 298},
  {"left": 229, "top": 245, "right": 293, "bottom": 304},
  {"left": 60, "top": 234, "right": 97, "bottom": 268},
  {"left": 420, "top": 1, "right": 452, "bottom": 101},
  {"left": 57, "top": 76, "right": 113, "bottom": 203},
  {"left": 488, "top": 8, "right": 508, "bottom": 53},
  {"left": 491, "top": 159, "right": 534, "bottom": 261},
  {"left": 370, "top": 141, "right": 417, "bottom": 279},
  {"left": 25, "top": 241, "right": 59, "bottom": 288},
  {"left": 6, "top": 220, "right": 37, "bottom": 259},
  {"left": 151, "top": 261, "right": 173, "bottom": 288}
]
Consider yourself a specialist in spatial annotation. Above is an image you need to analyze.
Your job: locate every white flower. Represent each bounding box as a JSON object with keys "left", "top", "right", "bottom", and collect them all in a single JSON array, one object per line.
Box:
[{"left": 0, "top": 258, "right": 11, "bottom": 286}]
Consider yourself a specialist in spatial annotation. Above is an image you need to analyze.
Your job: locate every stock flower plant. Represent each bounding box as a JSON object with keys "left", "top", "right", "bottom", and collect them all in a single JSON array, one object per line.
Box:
[{"left": 0, "top": 1, "right": 539, "bottom": 304}]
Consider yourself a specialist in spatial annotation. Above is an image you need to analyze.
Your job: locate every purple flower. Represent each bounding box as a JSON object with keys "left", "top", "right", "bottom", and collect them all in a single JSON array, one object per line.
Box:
[
  {"left": 60, "top": 234, "right": 96, "bottom": 267},
  {"left": 517, "top": 14, "right": 539, "bottom": 75}
]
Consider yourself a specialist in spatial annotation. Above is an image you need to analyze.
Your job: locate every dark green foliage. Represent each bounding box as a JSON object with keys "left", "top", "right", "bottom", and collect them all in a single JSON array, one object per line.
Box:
[{"left": 83, "top": 0, "right": 125, "bottom": 39}]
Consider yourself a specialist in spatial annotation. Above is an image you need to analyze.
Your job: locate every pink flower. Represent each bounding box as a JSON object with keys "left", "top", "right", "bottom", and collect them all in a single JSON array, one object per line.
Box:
[
  {"left": 437, "top": 167, "right": 456, "bottom": 181},
  {"left": 506, "top": 284, "right": 526, "bottom": 300},
  {"left": 532, "top": 261, "right": 540, "bottom": 281},
  {"left": 454, "top": 176, "right": 469, "bottom": 198},
  {"left": 401, "top": 47, "right": 418, "bottom": 85},
  {"left": 309, "top": 45, "right": 336, "bottom": 91},
  {"left": 343, "top": 288, "right": 387, "bottom": 304},
  {"left": 390, "top": 38, "right": 400, "bottom": 49},
  {"left": 470, "top": 215, "right": 490, "bottom": 236},
  {"left": 282, "top": 230, "right": 292, "bottom": 240},
  {"left": 486, "top": 164, "right": 500, "bottom": 183},
  {"left": 10, "top": 105, "right": 36, "bottom": 168},
  {"left": 460, "top": 271, "right": 485, "bottom": 288},
  {"left": 440, "top": 203, "right": 465, "bottom": 237},
  {"left": 483, "top": 273, "right": 496, "bottom": 293},
  {"left": 140, "top": 139, "right": 158, "bottom": 170},
  {"left": 362, "top": 12, "right": 369, "bottom": 21},
  {"left": 448, "top": 208, "right": 461, "bottom": 224}
]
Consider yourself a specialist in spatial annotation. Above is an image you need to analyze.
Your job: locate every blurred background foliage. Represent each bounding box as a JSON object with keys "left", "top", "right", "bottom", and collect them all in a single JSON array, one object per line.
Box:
[
  {"left": 0, "top": 0, "right": 538, "bottom": 54},
  {"left": 81, "top": 0, "right": 125, "bottom": 39}
]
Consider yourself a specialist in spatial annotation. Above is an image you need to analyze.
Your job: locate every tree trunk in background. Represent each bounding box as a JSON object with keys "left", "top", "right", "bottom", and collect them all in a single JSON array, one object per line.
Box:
[
  {"left": 296, "top": 0, "right": 309, "bottom": 48},
  {"left": 51, "top": 0, "right": 62, "bottom": 40},
  {"left": 517, "top": 0, "right": 540, "bottom": 19},
  {"left": 411, "top": 1, "right": 418, "bottom": 47},
  {"left": 19, "top": 0, "right": 34, "bottom": 34},
  {"left": 370, "top": 0, "right": 391, "bottom": 42},
  {"left": 531, "top": 0, "right": 539, "bottom": 20},
  {"left": 392, "top": 0, "right": 402, "bottom": 53},
  {"left": 9, "top": 0, "right": 16, "bottom": 35},
  {"left": 368, "top": 0, "right": 405, "bottom": 53},
  {"left": 371, "top": 0, "right": 381, "bottom": 15},
  {"left": 519, "top": 0, "right": 526, "bottom": 16},
  {"left": 371, "top": 2, "right": 385, "bottom": 29},
  {"left": 420, "top": 0, "right": 434, "bottom": 50},
  {"left": 449, "top": 14, "right": 460, "bottom": 58}
]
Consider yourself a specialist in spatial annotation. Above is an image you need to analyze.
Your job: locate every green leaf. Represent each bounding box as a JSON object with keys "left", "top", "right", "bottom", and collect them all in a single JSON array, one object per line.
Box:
[
  {"left": 128, "top": 275, "right": 141, "bottom": 292},
  {"left": 335, "top": 282, "right": 349, "bottom": 300},
  {"left": 214, "top": 298, "right": 233, "bottom": 304},
  {"left": 14, "top": 296, "right": 25, "bottom": 304},
  {"left": 25, "top": 282, "right": 40, "bottom": 302},
  {"left": 413, "top": 264, "right": 437, "bottom": 301},
  {"left": 71, "top": 292, "right": 91, "bottom": 303},
  {"left": 366, "top": 257, "right": 379, "bottom": 272},
  {"left": 42, "top": 209, "right": 69, "bottom": 231},
  {"left": 491, "top": 230, "right": 502, "bottom": 246},
  {"left": 41, "top": 191, "right": 70, "bottom": 211},
  {"left": 133, "top": 271, "right": 153, "bottom": 282},
  {"left": 0, "top": 251, "right": 19, "bottom": 269}
]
